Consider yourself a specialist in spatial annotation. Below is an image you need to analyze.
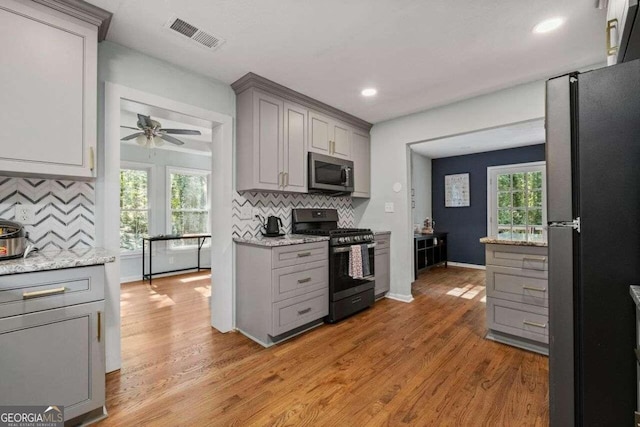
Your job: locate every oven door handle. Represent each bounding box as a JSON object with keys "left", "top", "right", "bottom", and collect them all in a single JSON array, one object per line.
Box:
[{"left": 331, "top": 243, "right": 376, "bottom": 253}]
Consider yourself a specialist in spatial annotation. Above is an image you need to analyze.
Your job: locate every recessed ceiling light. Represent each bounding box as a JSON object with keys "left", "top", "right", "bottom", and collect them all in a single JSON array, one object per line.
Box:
[
  {"left": 533, "top": 17, "right": 564, "bottom": 34},
  {"left": 361, "top": 88, "right": 377, "bottom": 97}
]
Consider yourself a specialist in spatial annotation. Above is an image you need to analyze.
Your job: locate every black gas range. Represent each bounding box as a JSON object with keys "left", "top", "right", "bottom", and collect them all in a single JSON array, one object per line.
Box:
[{"left": 292, "top": 208, "right": 375, "bottom": 323}]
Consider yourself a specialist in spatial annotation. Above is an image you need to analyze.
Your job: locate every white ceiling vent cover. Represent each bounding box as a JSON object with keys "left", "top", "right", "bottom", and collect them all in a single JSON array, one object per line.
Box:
[{"left": 164, "top": 16, "right": 226, "bottom": 50}]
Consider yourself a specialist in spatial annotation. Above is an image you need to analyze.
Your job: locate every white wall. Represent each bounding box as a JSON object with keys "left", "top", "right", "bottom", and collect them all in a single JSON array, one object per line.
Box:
[
  {"left": 119, "top": 145, "right": 212, "bottom": 282},
  {"left": 95, "top": 41, "right": 236, "bottom": 372},
  {"left": 356, "top": 80, "right": 546, "bottom": 301},
  {"left": 411, "top": 151, "right": 432, "bottom": 228}
]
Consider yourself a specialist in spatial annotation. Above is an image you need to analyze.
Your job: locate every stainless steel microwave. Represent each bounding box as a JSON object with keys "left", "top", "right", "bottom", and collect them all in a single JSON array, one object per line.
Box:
[{"left": 308, "top": 152, "right": 354, "bottom": 195}]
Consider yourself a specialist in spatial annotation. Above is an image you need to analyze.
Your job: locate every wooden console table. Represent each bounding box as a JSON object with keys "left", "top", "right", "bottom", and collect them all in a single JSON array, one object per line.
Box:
[
  {"left": 414, "top": 232, "right": 448, "bottom": 280},
  {"left": 142, "top": 234, "right": 211, "bottom": 284}
]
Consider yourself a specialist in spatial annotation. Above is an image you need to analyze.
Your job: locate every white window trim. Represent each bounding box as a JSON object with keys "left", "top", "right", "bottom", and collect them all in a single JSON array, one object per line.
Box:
[
  {"left": 166, "top": 166, "right": 211, "bottom": 251},
  {"left": 487, "top": 161, "right": 547, "bottom": 241},
  {"left": 120, "top": 161, "right": 155, "bottom": 256}
]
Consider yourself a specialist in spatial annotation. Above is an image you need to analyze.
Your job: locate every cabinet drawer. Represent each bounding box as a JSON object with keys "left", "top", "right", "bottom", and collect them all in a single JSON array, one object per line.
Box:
[
  {"left": 0, "top": 266, "right": 104, "bottom": 318},
  {"left": 486, "top": 265, "right": 548, "bottom": 307},
  {"left": 487, "top": 299, "right": 548, "bottom": 344},
  {"left": 271, "top": 289, "right": 328, "bottom": 336},
  {"left": 486, "top": 245, "right": 548, "bottom": 271},
  {"left": 272, "top": 242, "right": 327, "bottom": 268},
  {"left": 272, "top": 260, "right": 328, "bottom": 302},
  {"left": 374, "top": 235, "right": 390, "bottom": 250}
]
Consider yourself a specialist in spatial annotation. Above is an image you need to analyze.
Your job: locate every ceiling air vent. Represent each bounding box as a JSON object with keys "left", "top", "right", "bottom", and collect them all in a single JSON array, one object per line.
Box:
[{"left": 164, "top": 16, "right": 225, "bottom": 50}]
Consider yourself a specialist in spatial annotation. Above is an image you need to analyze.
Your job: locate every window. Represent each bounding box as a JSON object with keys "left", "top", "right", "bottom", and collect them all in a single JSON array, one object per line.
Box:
[
  {"left": 488, "top": 162, "right": 546, "bottom": 242},
  {"left": 120, "top": 165, "right": 151, "bottom": 252},
  {"left": 167, "top": 167, "right": 210, "bottom": 247}
]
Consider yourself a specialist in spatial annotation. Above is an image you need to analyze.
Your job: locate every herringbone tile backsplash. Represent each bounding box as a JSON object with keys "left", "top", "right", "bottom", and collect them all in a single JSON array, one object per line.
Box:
[
  {"left": 233, "top": 192, "right": 354, "bottom": 239},
  {"left": 0, "top": 176, "right": 95, "bottom": 250}
]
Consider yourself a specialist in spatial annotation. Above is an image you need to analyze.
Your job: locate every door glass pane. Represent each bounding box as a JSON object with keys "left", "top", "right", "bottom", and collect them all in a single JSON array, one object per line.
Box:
[
  {"left": 512, "top": 209, "right": 526, "bottom": 225},
  {"left": 498, "top": 192, "right": 511, "bottom": 208},
  {"left": 512, "top": 173, "right": 525, "bottom": 190},
  {"left": 530, "top": 190, "right": 542, "bottom": 207},
  {"left": 498, "top": 209, "right": 511, "bottom": 225},
  {"left": 527, "top": 171, "right": 543, "bottom": 189},
  {"left": 498, "top": 174, "right": 511, "bottom": 191},
  {"left": 512, "top": 191, "right": 525, "bottom": 208},
  {"left": 527, "top": 209, "right": 543, "bottom": 226}
]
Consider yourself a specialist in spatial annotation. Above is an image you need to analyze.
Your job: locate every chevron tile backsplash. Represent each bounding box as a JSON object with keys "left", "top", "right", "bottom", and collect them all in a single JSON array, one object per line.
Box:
[
  {"left": 0, "top": 176, "right": 95, "bottom": 250},
  {"left": 233, "top": 192, "right": 354, "bottom": 239}
]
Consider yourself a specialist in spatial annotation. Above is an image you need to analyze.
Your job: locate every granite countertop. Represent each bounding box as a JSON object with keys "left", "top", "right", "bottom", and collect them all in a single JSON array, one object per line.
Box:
[
  {"left": 233, "top": 234, "right": 330, "bottom": 247},
  {"left": 373, "top": 230, "right": 391, "bottom": 235},
  {"left": 479, "top": 237, "right": 548, "bottom": 247},
  {"left": 0, "top": 247, "right": 116, "bottom": 276},
  {"left": 630, "top": 286, "right": 640, "bottom": 307}
]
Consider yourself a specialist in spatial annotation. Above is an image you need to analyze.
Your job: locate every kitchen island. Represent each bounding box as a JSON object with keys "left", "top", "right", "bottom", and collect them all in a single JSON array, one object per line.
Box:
[{"left": 480, "top": 237, "right": 549, "bottom": 355}]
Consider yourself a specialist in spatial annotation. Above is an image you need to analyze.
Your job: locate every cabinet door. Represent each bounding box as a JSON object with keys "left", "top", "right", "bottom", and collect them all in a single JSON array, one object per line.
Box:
[
  {"left": 0, "top": 0, "right": 97, "bottom": 179},
  {"left": 308, "top": 111, "right": 332, "bottom": 154},
  {"left": 283, "top": 102, "right": 308, "bottom": 193},
  {"left": 351, "top": 129, "right": 370, "bottom": 197},
  {"left": 375, "top": 248, "right": 390, "bottom": 295},
  {"left": 253, "top": 91, "right": 284, "bottom": 191},
  {"left": 0, "top": 300, "right": 105, "bottom": 421},
  {"left": 332, "top": 122, "right": 351, "bottom": 159}
]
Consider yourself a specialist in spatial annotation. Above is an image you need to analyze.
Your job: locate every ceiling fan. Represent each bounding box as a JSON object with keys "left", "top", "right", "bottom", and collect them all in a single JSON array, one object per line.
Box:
[{"left": 121, "top": 114, "right": 201, "bottom": 147}]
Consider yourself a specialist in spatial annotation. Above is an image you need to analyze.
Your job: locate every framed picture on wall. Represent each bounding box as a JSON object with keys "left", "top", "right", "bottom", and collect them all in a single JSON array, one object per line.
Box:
[{"left": 445, "top": 173, "right": 470, "bottom": 207}]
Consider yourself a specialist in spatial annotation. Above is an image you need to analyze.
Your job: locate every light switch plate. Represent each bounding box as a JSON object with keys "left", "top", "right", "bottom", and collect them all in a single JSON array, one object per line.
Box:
[
  {"left": 15, "top": 205, "right": 35, "bottom": 225},
  {"left": 385, "top": 202, "right": 395, "bottom": 213},
  {"left": 239, "top": 205, "right": 253, "bottom": 220}
]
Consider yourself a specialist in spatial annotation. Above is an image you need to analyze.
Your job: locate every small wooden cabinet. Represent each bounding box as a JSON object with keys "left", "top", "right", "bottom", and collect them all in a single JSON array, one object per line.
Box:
[
  {"left": 0, "top": 265, "right": 106, "bottom": 423},
  {"left": 484, "top": 243, "right": 549, "bottom": 355},
  {"left": 351, "top": 129, "right": 371, "bottom": 198},
  {"left": 0, "top": 0, "right": 99, "bottom": 179},
  {"left": 374, "top": 232, "right": 390, "bottom": 297},
  {"left": 414, "top": 232, "right": 448, "bottom": 279},
  {"left": 236, "top": 241, "right": 329, "bottom": 347},
  {"left": 236, "top": 89, "right": 308, "bottom": 193},
  {"left": 308, "top": 111, "right": 351, "bottom": 159}
]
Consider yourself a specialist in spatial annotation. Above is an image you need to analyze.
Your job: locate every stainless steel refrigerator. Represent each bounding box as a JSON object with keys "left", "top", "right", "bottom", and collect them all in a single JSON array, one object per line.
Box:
[{"left": 547, "top": 60, "right": 640, "bottom": 426}]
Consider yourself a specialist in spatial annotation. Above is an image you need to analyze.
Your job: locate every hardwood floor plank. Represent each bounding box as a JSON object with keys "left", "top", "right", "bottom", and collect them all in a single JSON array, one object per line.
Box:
[{"left": 98, "top": 267, "right": 548, "bottom": 426}]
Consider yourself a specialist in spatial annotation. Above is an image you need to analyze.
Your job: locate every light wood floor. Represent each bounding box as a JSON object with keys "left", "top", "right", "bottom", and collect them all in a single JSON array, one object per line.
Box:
[{"left": 99, "top": 267, "right": 549, "bottom": 426}]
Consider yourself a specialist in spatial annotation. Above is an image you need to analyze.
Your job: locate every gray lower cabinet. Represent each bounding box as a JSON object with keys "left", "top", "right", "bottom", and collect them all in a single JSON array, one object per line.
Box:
[
  {"left": 236, "top": 241, "right": 329, "bottom": 346},
  {"left": 0, "top": 266, "right": 106, "bottom": 423},
  {"left": 374, "top": 233, "right": 390, "bottom": 297},
  {"left": 484, "top": 243, "right": 549, "bottom": 355}
]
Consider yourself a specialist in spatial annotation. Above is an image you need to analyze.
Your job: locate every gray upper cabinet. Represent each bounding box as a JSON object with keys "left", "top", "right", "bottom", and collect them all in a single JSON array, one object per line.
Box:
[
  {"left": 237, "top": 88, "right": 308, "bottom": 193},
  {"left": 232, "top": 73, "right": 372, "bottom": 194},
  {"left": 308, "top": 111, "right": 352, "bottom": 159},
  {"left": 0, "top": 0, "right": 108, "bottom": 180},
  {"left": 351, "top": 129, "right": 371, "bottom": 198}
]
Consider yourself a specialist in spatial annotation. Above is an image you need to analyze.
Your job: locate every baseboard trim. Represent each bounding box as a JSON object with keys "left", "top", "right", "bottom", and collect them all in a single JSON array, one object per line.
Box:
[
  {"left": 385, "top": 293, "right": 414, "bottom": 303},
  {"left": 448, "top": 262, "right": 486, "bottom": 270}
]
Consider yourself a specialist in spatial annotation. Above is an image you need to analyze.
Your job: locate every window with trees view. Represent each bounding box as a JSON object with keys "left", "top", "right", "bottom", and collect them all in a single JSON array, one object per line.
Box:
[
  {"left": 120, "top": 167, "right": 150, "bottom": 251},
  {"left": 488, "top": 162, "right": 546, "bottom": 242},
  {"left": 168, "top": 168, "right": 210, "bottom": 248}
]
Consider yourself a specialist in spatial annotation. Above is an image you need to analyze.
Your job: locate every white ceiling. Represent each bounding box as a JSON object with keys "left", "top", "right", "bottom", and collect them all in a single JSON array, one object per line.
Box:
[
  {"left": 411, "top": 119, "right": 545, "bottom": 159},
  {"left": 120, "top": 99, "right": 213, "bottom": 154},
  {"left": 92, "top": 0, "right": 606, "bottom": 123}
]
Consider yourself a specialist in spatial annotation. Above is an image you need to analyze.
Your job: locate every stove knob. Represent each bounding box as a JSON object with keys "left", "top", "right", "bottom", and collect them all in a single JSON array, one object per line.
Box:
[
  {"left": 355, "top": 236, "right": 361, "bottom": 241},
  {"left": 339, "top": 237, "right": 346, "bottom": 243}
]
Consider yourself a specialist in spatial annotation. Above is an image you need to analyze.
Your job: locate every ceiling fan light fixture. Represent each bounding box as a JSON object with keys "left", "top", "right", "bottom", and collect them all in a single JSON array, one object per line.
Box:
[{"left": 135, "top": 134, "right": 149, "bottom": 147}]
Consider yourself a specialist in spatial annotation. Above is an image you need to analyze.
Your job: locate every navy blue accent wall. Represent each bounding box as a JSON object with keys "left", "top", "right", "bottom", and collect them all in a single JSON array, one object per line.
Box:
[{"left": 431, "top": 144, "right": 545, "bottom": 265}]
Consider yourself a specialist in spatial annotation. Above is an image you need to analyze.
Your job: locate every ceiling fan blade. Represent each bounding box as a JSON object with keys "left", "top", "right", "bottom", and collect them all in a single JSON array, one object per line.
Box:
[
  {"left": 159, "top": 134, "right": 185, "bottom": 146},
  {"left": 137, "top": 114, "right": 154, "bottom": 128},
  {"left": 121, "top": 132, "right": 144, "bottom": 141},
  {"left": 120, "top": 125, "right": 140, "bottom": 130},
  {"left": 161, "top": 129, "right": 202, "bottom": 135}
]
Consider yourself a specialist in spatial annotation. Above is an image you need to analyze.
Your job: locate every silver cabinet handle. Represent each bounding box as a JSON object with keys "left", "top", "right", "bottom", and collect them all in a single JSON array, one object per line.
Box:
[
  {"left": 297, "top": 252, "right": 312, "bottom": 257},
  {"left": 377, "top": 240, "right": 387, "bottom": 245},
  {"left": 607, "top": 18, "right": 619, "bottom": 55},
  {"left": 297, "top": 307, "right": 312, "bottom": 315},
  {"left": 278, "top": 172, "right": 283, "bottom": 188},
  {"left": 523, "top": 256, "right": 547, "bottom": 262},
  {"left": 351, "top": 297, "right": 362, "bottom": 304},
  {"left": 522, "top": 285, "right": 547, "bottom": 292},
  {"left": 297, "top": 277, "right": 312, "bottom": 284},
  {"left": 523, "top": 320, "right": 547, "bottom": 329},
  {"left": 332, "top": 243, "right": 376, "bottom": 254},
  {"left": 285, "top": 172, "right": 289, "bottom": 187},
  {"left": 23, "top": 286, "right": 66, "bottom": 299}
]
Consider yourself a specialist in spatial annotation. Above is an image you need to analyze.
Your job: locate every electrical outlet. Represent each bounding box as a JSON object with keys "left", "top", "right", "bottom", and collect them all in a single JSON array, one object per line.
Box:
[
  {"left": 239, "top": 205, "right": 253, "bottom": 220},
  {"left": 15, "top": 205, "right": 35, "bottom": 225},
  {"left": 384, "top": 202, "right": 395, "bottom": 213},
  {"left": 252, "top": 208, "right": 261, "bottom": 219}
]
